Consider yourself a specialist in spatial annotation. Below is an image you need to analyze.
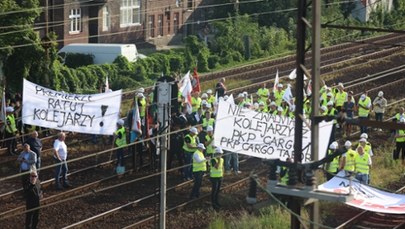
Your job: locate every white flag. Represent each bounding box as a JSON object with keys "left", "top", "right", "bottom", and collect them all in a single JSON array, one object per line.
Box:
[
  {"left": 289, "top": 68, "right": 308, "bottom": 80},
  {"left": 282, "top": 85, "right": 293, "bottom": 106},
  {"left": 132, "top": 100, "right": 141, "bottom": 133},
  {"left": 179, "top": 71, "right": 193, "bottom": 114},
  {"left": 273, "top": 69, "right": 279, "bottom": 92}
]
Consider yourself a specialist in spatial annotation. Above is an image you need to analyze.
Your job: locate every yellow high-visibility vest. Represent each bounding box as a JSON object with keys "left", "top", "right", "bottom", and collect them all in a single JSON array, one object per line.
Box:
[
  {"left": 210, "top": 158, "right": 224, "bottom": 178},
  {"left": 192, "top": 150, "right": 207, "bottom": 172},
  {"left": 355, "top": 153, "right": 370, "bottom": 174}
]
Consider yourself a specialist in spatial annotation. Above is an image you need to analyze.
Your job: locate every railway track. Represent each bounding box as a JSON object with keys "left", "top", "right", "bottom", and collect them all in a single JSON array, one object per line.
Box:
[{"left": 1, "top": 33, "right": 405, "bottom": 228}]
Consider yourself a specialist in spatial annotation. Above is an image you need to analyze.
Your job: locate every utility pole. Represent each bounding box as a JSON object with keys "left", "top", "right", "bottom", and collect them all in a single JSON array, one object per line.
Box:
[
  {"left": 292, "top": 0, "right": 307, "bottom": 228},
  {"left": 156, "top": 80, "right": 172, "bottom": 229},
  {"left": 309, "top": 0, "right": 321, "bottom": 228}
]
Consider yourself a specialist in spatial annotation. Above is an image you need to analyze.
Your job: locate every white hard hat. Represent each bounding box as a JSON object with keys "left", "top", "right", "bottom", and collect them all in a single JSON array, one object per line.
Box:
[
  {"left": 201, "top": 100, "right": 208, "bottom": 106},
  {"left": 320, "top": 106, "right": 327, "bottom": 111},
  {"left": 207, "top": 126, "right": 213, "bottom": 132},
  {"left": 117, "top": 119, "right": 124, "bottom": 126},
  {"left": 327, "top": 92, "right": 333, "bottom": 97},
  {"left": 243, "top": 91, "right": 248, "bottom": 96},
  {"left": 277, "top": 106, "right": 284, "bottom": 112},
  {"left": 238, "top": 93, "right": 244, "bottom": 98},
  {"left": 6, "top": 106, "right": 14, "bottom": 113},
  {"left": 259, "top": 101, "right": 264, "bottom": 106},
  {"left": 359, "top": 138, "right": 367, "bottom": 143},
  {"left": 215, "top": 147, "right": 223, "bottom": 154},
  {"left": 201, "top": 93, "right": 208, "bottom": 99},
  {"left": 344, "top": 141, "right": 352, "bottom": 148},
  {"left": 338, "top": 82, "right": 344, "bottom": 88},
  {"left": 137, "top": 93, "right": 145, "bottom": 98},
  {"left": 329, "top": 141, "right": 338, "bottom": 150},
  {"left": 270, "top": 101, "right": 276, "bottom": 106},
  {"left": 327, "top": 101, "right": 334, "bottom": 106},
  {"left": 360, "top": 94, "right": 366, "bottom": 100},
  {"left": 138, "top": 87, "right": 145, "bottom": 93},
  {"left": 253, "top": 102, "right": 259, "bottom": 109},
  {"left": 378, "top": 91, "right": 384, "bottom": 97},
  {"left": 197, "top": 143, "right": 206, "bottom": 150},
  {"left": 360, "top": 133, "right": 368, "bottom": 139},
  {"left": 277, "top": 83, "right": 283, "bottom": 88},
  {"left": 190, "top": 127, "right": 198, "bottom": 134},
  {"left": 207, "top": 89, "right": 213, "bottom": 94}
]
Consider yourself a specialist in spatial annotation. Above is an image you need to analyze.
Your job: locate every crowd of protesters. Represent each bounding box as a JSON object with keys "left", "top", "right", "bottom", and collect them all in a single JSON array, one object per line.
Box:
[{"left": 1, "top": 72, "right": 404, "bottom": 225}]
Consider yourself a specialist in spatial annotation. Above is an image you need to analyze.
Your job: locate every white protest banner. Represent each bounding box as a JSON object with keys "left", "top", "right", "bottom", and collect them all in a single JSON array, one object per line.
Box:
[
  {"left": 319, "top": 171, "right": 405, "bottom": 214},
  {"left": 22, "top": 79, "right": 121, "bottom": 135},
  {"left": 214, "top": 100, "right": 333, "bottom": 163}
]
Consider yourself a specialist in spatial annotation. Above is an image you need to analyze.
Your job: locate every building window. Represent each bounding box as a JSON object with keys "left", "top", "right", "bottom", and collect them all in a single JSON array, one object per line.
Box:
[
  {"left": 148, "top": 15, "right": 155, "bottom": 38},
  {"left": 187, "top": 0, "right": 193, "bottom": 9},
  {"left": 102, "top": 6, "right": 110, "bottom": 31},
  {"left": 158, "top": 14, "right": 163, "bottom": 36},
  {"left": 120, "top": 0, "right": 141, "bottom": 27},
  {"left": 69, "top": 8, "right": 81, "bottom": 34},
  {"left": 174, "top": 13, "right": 179, "bottom": 34}
]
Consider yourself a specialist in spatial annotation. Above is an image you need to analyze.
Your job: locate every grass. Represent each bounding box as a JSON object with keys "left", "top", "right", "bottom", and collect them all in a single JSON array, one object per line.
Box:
[{"left": 208, "top": 206, "right": 292, "bottom": 229}]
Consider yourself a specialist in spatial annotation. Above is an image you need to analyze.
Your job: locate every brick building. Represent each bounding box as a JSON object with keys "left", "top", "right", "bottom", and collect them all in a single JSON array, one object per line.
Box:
[{"left": 37, "top": 0, "right": 212, "bottom": 48}]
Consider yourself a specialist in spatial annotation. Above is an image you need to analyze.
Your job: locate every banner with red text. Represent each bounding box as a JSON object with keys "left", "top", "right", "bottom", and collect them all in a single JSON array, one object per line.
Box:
[{"left": 319, "top": 171, "right": 405, "bottom": 214}]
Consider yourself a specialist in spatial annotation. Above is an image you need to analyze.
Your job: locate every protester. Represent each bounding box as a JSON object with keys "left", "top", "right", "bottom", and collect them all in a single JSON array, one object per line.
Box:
[
  {"left": 17, "top": 144, "right": 37, "bottom": 189},
  {"left": 343, "top": 93, "right": 355, "bottom": 137},
  {"left": 24, "top": 131, "right": 42, "bottom": 173},
  {"left": 126, "top": 99, "right": 143, "bottom": 170},
  {"left": 24, "top": 170, "right": 42, "bottom": 229},
  {"left": 5, "top": 106, "right": 18, "bottom": 155},
  {"left": 340, "top": 141, "right": 356, "bottom": 175},
  {"left": 114, "top": 119, "right": 127, "bottom": 174},
  {"left": 325, "top": 141, "right": 339, "bottom": 181},
  {"left": 190, "top": 143, "right": 208, "bottom": 199},
  {"left": 183, "top": 127, "right": 199, "bottom": 180},
  {"left": 53, "top": 132, "right": 71, "bottom": 190},
  {"left": 210, "top": 147, "right": 224, "bottom": 210},
  {"left": 354, "top": 146, "right": 372, "bottom": 184},
  {"left": 358, "top": 93, "right": 371, "bottom": 134},
  {"left": 394, "top": 118, "right": 405, "bottom": 161},
  {"left": 215, "top": 78, "right": 226, "bottom": 98},
  {"left": 373, "top": 91, "right": 387, "bottom": 129}
]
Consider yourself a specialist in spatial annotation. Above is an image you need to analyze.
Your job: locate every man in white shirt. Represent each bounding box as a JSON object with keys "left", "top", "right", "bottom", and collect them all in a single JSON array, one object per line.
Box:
[{"left": 54, "top": 132, "right": 71, "bottom": 190}]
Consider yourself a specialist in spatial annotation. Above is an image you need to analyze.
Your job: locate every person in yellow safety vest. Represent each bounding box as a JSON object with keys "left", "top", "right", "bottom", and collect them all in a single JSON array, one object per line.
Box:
[
  {"left": 359, "top": 133, "right": 373, "bottom": 156},
  {"left": 394, "top": 107, "right": 405, "bottom": 122},
  {"left": 202, "top": 110, "right": 215, "bottom": 130},
  {"left": 5, "top": 106, "right": 18, "bottom": 155},
  {"left": 242, "top": 91, "right": 251, "bottom": 104},
  {"left": 321, "top": 92, "right": 334, "bottom": 107},
  {"left": 394, "top": 118, "right": 405, "bottom": 160},
  {"left": 183, "top": 127, "right": 199, "bottom": 180},
  {"left": 204, "top": 126, "right": 215, "bottom": 157},
  {"left": 287, "top": 106, "right": 295, "bottom": 119},
  {"left": 257, "top": 83, "right": 269, "bottom": 104},
  {"left": 258, "top": 101, "right": 268, "bottom": 112},
  {"left": 137, "top": 93, "right": 146, "bottom": 119},
  {"left": 320, "top": 105, "right": 328, "bottom": 116},
  {"left": 358, "top": 93, "right": 371, "bottom": 134},
  {"left": 273, "top": 84, "right": 285, "bottom": 106},
  {"left": 210, "top": 147, "right": 224, "bottom": 210},
  {"left": 269, "top": 102, "right": 277, "bottom": 115},
  {"left": 304, "top": 101, "right": 312, "bottom": 118},
  {"left": 190, "top": 143, "right": 208, "bottom": 199},
  {"left": 325, "top": 141, "right": 339, "bottom": 181},
  {"left": 276, "top": 106, "right": 284, "bottom": 117},
  {"left": 279, "top": 157, "right": 293, "bottom": 185},
  {"left": 207, "top": 89, "right": 216, "bottom": 106},
  {"left": 327, "top": 101, "right": 338, "bottom": 142},
  {"left": 237, "top": 93, "right": 245, "bottom": 107},
  {"left": 354, "top": 146, "right": 372, "bottom": 184},
  {"left": 191, "top": 92, "right": 202, "bottom": 113},
  {"left": 114, "top": 119, "right": 127, "bottom": 174},
  {"left": 340, "top": 141, "right": 357, "bottom": 175},
  {"left": 335, "top": 83, "right": 347, "bottom": 124}
]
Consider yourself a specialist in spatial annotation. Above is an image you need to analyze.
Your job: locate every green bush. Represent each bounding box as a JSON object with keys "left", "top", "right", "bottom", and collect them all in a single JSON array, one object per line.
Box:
[
  {"left": 208, "top": 55, "right": 220, "bottom": 69},
  {"left": 63, "top": 53, "right": 94, "bottom": 68},
  {"left": 113, "top": 55, "right": 133, "bottom": 71}
]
